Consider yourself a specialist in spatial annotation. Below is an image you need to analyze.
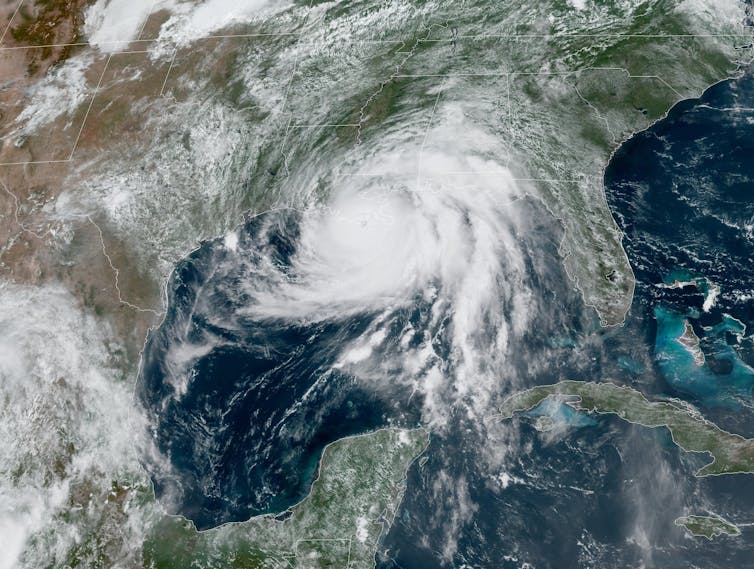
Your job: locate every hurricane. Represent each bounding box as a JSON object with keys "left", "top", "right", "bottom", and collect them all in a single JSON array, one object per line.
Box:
[
  {"left": 2, "top": 0, "right": 754, "bottom": 567},
  {"left": 137, "top": 106, "right": 581, "bottom": 532}
]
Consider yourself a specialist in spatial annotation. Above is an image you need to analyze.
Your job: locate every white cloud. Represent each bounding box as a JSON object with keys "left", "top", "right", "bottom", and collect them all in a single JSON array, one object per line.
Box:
[
  {"left": 84, "top": 0, "right": 172, "bottom": 49},
  {"left": 0, "top": 283, "right": 151, "bottom": 568},
  {"left": 567, "top": 0, "right": 587, "bottom": 10},
  {"left": 84, "top": 0, "right": 290, "bottom": 53},
  {"left": 12, "top": 54, "right": 94, "bottom": 138},
  {"left": 222, "top": 99, "right": 539, "bottom": 426}
]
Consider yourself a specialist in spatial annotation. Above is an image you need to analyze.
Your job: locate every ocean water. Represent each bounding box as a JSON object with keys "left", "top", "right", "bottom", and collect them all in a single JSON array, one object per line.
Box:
[
  {"left": 138, "top": 67, "right": 754, "bottom": 565},
  {"left": 138, "top": 211, "right": 412, "bottom": 528},
  {"left": 380, "top": 67, "right": 754, "bottom": 566},
  {"left": 605, "top": 68, "right": 754, "bottom": 420},
  {"left": 138, "top": 194, "right": 592, "bottom": 532}
]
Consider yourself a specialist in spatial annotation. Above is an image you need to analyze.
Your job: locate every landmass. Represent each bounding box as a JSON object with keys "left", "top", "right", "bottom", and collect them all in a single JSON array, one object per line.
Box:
[
  {"left": 1, "top": 1, "right": 752, "bottom": 566},
  {"left": 678, "top": 321, "right": 705, "bottom": 367},
  {"left": 0, "top": 0, "right": 92, "bottom": 84},
  {"left": 498, "top": 380, "right": 754, "bottom": 476},
  {"left": 657, "top": 271, "right": 721, "bottom": 313},
  {"left": 142, "top": 428, "right": 429, "bottom": 569},
  {"left": 674, "top": 515, "right": 741, "bottom": 539},
  {"left": 0, "top": 1, "right": 749, "bottom": 349}
]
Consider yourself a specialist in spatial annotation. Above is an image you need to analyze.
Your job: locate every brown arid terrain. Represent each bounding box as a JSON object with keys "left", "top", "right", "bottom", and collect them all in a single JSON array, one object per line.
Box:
[
  {"left": 2, "top": 0, "right": 752, "bottom": 367},
  {"left": 2, "top": 0, "right": 93, "bottom": 73},
  {"left": 3, "top": 1, "right": 754, "bottom": 566},
  {"left": 1, "top": 0, "right": 299, "bottom": 364},
  {"left": 1, "top": 1, "right": 173, "bottom": 363}
]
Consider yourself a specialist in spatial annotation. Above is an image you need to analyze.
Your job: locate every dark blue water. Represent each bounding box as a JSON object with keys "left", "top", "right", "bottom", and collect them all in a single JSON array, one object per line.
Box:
[
  {"left": 138, "top": 196, "right": 590, "bottom": 530},
  {"left": 381, "top": 411, "right": 754, "bottom": 568},
  {"left": 606, "top": 69, "right": 754, "bottom": 419},
  {"left": 138, "top": 211, "right": 416, "bottom": 528},
  {"left": 140, "top": 67, "right": 754, "bottom": 566},
  {"left": 380, "top": 70, "right": 754, "bottom": 567}
]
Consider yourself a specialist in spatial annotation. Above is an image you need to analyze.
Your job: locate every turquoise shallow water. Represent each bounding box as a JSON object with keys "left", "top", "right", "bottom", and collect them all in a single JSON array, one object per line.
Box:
[
  {"left": 524, "top": 398, "right": 598, "bottom": 428},
  {"left": 606, "top": 67, "right": 754, "bottom": 414},
  {"left": 138, "top": 63, "right": 754, "bottom": 568},
  {"left": 388, "top": 67, "right": 754, "bottom": 566},
  {"left": 654, "top": 305, "right": 754, "bottom": 406}
]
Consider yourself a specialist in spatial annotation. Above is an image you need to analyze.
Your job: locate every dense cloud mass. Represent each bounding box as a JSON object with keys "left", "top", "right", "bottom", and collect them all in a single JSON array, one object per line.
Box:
[
  {"left": 0, "top": 284, "right": 152, "bottom": 569},
  {"left": 2, "top": 0, "right": 754, "bottom": 567}
]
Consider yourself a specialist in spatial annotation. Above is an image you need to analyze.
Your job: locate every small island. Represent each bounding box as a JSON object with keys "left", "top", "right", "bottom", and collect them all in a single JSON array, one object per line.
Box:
[
  {"left": 675, "top": 515, "right": 741, "bottom": 540},
  {"left": 498, "top": 381, "right": 754, "bottom": 476},
  {"left": 678, "top": 321, "right": 705, "bottom": 367}
]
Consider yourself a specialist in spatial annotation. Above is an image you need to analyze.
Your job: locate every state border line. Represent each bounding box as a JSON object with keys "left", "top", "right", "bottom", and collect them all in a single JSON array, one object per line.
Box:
[
  {"left": 0, "top": 54, "right": 112, "bottom": 166},
  {"left": 0, "top": 31, "right": 750, "bottom": 53},
  {"left": 0, "top": 63, "right": 687, "bottom": 167},
  {"left": 0, "top": 0, "right": 24, "bottom": 45}
]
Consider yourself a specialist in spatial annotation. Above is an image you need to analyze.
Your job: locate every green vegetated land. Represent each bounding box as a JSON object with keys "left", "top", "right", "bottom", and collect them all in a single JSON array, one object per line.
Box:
[
  {"left": 143, "top": 428, "right": 429, "bottom": 569},
  {"left": 499, "top": 381, "right": 754, "bottom": 476},
  {"left": 61, "top": 1, "right": 752, "bottom": 331},
  {"left": 674, "top": 515, "right": 741, "bottom": 539}
]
